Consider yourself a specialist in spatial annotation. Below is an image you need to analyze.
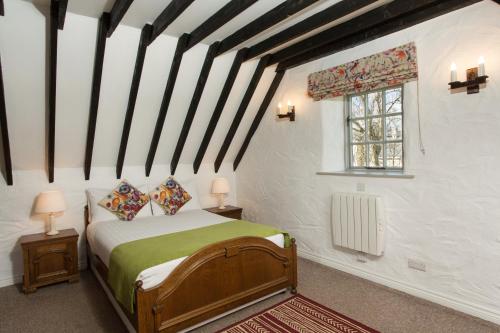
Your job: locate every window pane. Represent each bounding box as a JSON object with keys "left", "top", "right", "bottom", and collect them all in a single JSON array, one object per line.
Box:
[
  {"left": 347, "top": 87, "right": 403, "bottom": 171},
  {"left": 367, "top": 117, "right": 383, "bottom": 141},
  {"left": 367, "top": 91, "right": 383, "bottom": 115},
  {"left": 385, "top": 87, "right": 402, "bottom": 114},
  {"left": 350, "top": 95, "right": 365, "bottom": 118},
  {"left": 386, "top": 115, "right": 402, "bottom": 140},
  {"left": 386, "top": 143, "right": 403, "bottom": 168},
  {"left": 368, "top": 144, "right": 384, "bottom": 168},
  {"left": 351, "top": 119, "right": 365, "bottom": 143},
  {"left": 351, "top": 145, "right": 366, "bottom": 167}
]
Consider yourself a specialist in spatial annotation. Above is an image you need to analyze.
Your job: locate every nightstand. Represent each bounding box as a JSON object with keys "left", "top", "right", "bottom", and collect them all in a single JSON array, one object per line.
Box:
[
  {"left": 20, "top": 228, "right": 79, "bottom": 293},
  {"left": 204, "top": 205, "right": 243, "bottom": 220}
]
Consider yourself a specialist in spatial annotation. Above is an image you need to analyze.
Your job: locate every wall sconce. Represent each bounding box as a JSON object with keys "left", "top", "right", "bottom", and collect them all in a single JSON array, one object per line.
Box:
[
  {"left": 277, "top": 100, "right": 295, "bottom": 121},
  {"left": 448, "top": 56, "right": 488, "bottom": 94}
]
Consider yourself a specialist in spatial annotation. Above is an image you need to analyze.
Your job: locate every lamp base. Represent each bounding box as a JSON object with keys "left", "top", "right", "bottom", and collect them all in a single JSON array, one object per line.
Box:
[
  {"left": 217, "top": 194, "right": 226, "bottom": 210},
  {"left": 46, "top": 214, "right": 59, "bottom": 236}
]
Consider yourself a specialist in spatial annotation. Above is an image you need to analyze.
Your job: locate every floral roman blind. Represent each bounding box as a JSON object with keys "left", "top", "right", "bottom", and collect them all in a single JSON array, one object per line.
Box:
[{"left": 307, "top": 43, "right": 418, "bottom": 101}]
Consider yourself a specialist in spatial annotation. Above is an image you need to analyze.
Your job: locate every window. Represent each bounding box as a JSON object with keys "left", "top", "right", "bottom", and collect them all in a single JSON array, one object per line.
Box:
[{"left": 347, "top": 86, "right": 403, "bottom": 170}]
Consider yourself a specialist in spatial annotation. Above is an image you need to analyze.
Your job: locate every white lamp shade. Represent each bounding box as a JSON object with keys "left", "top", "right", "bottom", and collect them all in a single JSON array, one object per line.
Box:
[
  {"left": 34, "top": 190, "right": 66, "bottom": 214},
  {"left": 212, "top": 178, "right": 230, "bottom": 194}
]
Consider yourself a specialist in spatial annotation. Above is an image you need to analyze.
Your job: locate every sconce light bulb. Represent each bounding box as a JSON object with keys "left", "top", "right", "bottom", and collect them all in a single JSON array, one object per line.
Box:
[
  {"left": 287, "top": 100, "right": 292, "bottom": 107},
  {"left": 450, "top": 62, "right": 457, "bottom": 71},
  {"left": 278, "top": 102, "right": 282, "bottom": 108},
  {"left": 478, "top": 56, "right": 485, "bottom": 65}
]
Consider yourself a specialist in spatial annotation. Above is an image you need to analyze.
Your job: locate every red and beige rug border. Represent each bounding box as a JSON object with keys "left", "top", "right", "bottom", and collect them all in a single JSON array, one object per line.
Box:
[{"left": 216, "top": 293, "right": 380, "bottom": 333}]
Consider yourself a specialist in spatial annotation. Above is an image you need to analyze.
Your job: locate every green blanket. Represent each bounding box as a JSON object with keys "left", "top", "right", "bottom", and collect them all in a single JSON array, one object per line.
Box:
[{"left": 108, "top": 220, "right": 290, "bottom": 313}]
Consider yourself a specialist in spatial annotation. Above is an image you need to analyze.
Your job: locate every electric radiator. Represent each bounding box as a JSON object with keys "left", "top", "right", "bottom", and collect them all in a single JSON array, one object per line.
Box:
[{"left": 332, "top": 193, "right": 386, "bottom": 256}]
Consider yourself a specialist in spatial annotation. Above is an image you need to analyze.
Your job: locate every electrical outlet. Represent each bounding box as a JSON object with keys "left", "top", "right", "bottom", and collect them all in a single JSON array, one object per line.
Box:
[
  {"left": 356, "top": 183, "right": 365, "bottom": 192},
  {"left": 408, "top": 259, "right": 426, "bottom": 272}
]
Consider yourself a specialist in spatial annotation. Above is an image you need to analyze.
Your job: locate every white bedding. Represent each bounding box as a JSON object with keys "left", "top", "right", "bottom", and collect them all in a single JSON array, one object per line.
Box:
[{"left": 86, "top": 209, "right": 284, "bottom": 289}]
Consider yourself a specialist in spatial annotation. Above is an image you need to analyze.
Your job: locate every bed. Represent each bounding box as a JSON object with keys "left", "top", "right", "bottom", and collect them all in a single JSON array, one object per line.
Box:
[{"left": 84, "top": 207, "right": 297, "bottom": 333}]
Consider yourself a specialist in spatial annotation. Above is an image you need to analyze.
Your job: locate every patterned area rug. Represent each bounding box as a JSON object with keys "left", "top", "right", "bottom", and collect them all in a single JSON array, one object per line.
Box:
[{"left": 218, "top": 294, "right": 380, "bottom": 333}]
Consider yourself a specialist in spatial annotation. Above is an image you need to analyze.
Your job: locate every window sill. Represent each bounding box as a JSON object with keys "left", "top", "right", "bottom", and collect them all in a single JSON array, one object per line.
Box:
[{"left": 316, "top": 170, "right": 415, "bottom": 179}]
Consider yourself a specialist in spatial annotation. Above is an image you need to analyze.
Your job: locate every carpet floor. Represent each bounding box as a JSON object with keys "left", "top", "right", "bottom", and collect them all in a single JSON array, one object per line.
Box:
[{"left": 0, "top": 258, "right": 498, "bottom": 333}]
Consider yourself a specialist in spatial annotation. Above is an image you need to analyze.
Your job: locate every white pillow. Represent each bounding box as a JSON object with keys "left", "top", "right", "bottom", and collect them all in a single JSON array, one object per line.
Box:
[
  {"left": 86, "top": 185, "right": 152, "bottom": 223},
  {"left": 150, "top": 178, "right": 201, "bottom": 216}
]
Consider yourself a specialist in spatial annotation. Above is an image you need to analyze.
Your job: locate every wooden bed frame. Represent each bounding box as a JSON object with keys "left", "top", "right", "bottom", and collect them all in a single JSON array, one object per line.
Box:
[{"left": 84, "top": 207, "right": 297, "bottom": 333}]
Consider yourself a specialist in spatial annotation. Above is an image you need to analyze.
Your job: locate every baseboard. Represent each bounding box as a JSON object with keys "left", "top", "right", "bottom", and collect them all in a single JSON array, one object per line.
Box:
[
  {"left": 0, "top": 274, "right": 22, "bottom": 288},
  {"left": 298, "top": 249, "right": 500, "bottom": 326},
  {"left": 0, "top": 259, "right": 88, "bottom": 289}
]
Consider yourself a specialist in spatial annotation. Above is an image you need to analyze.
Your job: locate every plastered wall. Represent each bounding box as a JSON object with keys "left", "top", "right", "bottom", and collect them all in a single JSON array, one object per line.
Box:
[
  {"left": 236, "top": 1, "right": 500, "bottom": 324},
  {"left": 0, "top": 1, "right": 278, "bottom": 288},
  {"left": 0, "top": 163, "right": 238, "bottom": 287}
]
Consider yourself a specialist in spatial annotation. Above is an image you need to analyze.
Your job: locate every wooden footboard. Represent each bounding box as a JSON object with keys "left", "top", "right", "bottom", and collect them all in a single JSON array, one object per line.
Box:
[
  {"left": 135, "top": 236, "right": 297, "bottom": 333},
  {"left": 84, "top": 206, "right": 297, "bottom": 333}
]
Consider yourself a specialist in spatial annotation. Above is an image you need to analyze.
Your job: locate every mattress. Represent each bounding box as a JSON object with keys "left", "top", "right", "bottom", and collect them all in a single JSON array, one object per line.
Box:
[{"left": 86, "top": 209, "right": 284, "bottom": 289}]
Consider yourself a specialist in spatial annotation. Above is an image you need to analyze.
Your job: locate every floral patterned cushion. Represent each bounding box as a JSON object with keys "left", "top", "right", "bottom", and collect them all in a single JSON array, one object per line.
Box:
[
  {"left": 98, "top": 181, "right": 150, "bottom": 221},
  {"left": 149, "top": 177, "right": 192, "bottom": 215}
]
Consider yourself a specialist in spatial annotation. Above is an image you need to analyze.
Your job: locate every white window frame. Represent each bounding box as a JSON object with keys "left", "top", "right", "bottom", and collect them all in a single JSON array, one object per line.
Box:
[{"left": 345, "top": 85, "right": 404, "bottom": 171}]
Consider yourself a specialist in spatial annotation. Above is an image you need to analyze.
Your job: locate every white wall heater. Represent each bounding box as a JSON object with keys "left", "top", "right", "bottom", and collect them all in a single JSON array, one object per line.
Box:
[{"left": 332, "top": 193, "right": 386, "bottom": 256}]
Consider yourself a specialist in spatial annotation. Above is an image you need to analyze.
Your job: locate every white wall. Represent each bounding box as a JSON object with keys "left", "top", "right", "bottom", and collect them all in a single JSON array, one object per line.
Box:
[
  {"left": 3, "top": 0, "right": 500, "bottom": 325},
  {"left": 236, "top": 1, "right": 500, "bottom": 324},
  {"left": 0, "top": 1, "right": 278, "bottom": 287},
  {"left": 0, "top": 162, "right": 238, "bottom": 288}
]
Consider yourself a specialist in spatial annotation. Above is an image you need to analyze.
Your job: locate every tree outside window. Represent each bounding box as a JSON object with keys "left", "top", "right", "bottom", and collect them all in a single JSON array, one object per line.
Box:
[{"left": 348, "top": 86, "right": 403, "bottom": 170}]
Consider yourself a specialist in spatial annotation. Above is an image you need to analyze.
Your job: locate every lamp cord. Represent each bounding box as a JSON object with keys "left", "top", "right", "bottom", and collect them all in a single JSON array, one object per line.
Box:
[{"left": 416, "top": 79, "right": 426, "bottom": 155}]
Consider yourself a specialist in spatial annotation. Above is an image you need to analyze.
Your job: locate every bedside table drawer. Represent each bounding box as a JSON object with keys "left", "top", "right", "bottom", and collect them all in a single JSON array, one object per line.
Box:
[
  {"left": 20, "top": 229, "right": 79, "bottom": 293},
  {"left": 29, "top": 242, "right": 77, "bottom": 284}
]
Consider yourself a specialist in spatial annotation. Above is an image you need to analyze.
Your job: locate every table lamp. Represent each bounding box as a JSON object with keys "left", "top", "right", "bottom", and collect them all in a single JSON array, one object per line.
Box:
[
  {"left": 34, "top": 190, "right": 66, "bottom": 235},
  {"left": 211, "top": 178, "right": 230, "bottom": 209}
]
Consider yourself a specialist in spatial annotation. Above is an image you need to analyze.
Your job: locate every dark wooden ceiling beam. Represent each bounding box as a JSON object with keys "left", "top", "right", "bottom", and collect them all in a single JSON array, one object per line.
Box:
[
  {"left": 84, "top": 1, "right": 135, "bottom": 180},
  {"left": 217, "top": 0, "right": 320, "bottom": 56},
  {"left": 277, "top": 0, "right": 483, "bottom": 70},
  {"left": 84, "top": 13, "right": 110, "bottom": 180},
  {"left": 47, "top": 0, "right": 67, "bottom": 183},
  {"left": 245, "top": 0, "right": 377, "bottom": 60},
  {"left": 194, "top": 0, "right": 332, "bottom": 173},
  {"left": 107, "top": 0, "right": 134, "bottom": 37},
  {"left": 233, "top": 70, "right": 285, "bottom": 171},
  {"left": 146, "top": 1, "right": 259, "bottom": 175},
  {"left": 269, "top": 0, "right": 449, "bottom": 66},
  {"left": 149, "top": 0, "right": 195, "bottom": 43},
  {"left": 145, "top": 34, "right": 190, "bottom": 177},
  {"left": 111, "top": 0, "right": 190, "bottom": 178},
  {"left": 0, "top": 55, "right": 13, "bottom": 185},
  {"left": 186, "top": 0, "right": 258, "bottom": 51},
  {"left": 56, "top": 0, "right": 68, "bottom": 29},
  {"left": 193, "top": 48, "right": 247, "bottom": 174},
  {"left": 116, "top": 24, "right": 152, "bottom": 179},
  {"left": 214, "top": 55, "right": 270, "bottom": 173},
  {"left": 170, "top": 42, "right": 220, "bottom": 175}
]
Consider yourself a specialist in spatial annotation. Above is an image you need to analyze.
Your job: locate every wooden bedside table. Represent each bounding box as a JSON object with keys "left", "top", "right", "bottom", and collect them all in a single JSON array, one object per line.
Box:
[
  {"left": 204, "top": 205, "right": 243, "bottom": 220},
  {"left": 20, "top": 228, "right": 79, "bottom": 293}
]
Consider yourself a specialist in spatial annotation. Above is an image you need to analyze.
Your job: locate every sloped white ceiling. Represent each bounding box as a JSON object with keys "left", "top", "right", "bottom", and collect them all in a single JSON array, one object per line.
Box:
[{"left": 1, "top": 0, "right": 387, "bottom": 174}]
